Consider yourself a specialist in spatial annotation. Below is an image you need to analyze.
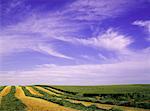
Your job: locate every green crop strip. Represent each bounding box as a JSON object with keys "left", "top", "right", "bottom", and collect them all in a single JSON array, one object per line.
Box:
[
  {"left": 36, "top": 86, "right": 150, "bottom": 109},
  {"left": 45, "top": 86, "right": 150, "bottom": 109},
  {"left": 22, "top": 86, "right": 109, "bottom": 111},
  {"left": 0, "top": 86, "right": 6, "bottom": 92},
  {"left": 0, "top": 86, "right": 27, "bottom": 111}
]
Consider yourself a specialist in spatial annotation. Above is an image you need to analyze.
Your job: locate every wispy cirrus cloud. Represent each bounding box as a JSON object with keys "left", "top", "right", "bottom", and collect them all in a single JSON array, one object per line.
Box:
[
  {"left": 0, "top": 33, "right": 73, "bottom": 59},
  {"left": 37, "top": 44, "right": 74, "bottom": 60},
  {"left": 133, "top": 20, "right": 150, "bottom": 32},
  {"left": 1, "top": 54, "right": 149, "bottom": 85},
  {"left": 1, "top": 0, "right": 134, "bottom": 60},
  {"left": 62, "top": 29, "right": 133, "bottom": 53},
  {"left": 1, "top": 0, "right": 150, "bottom": 85},
  {"left": 133, "top": 20, "right": 150, "bottom": 41},
  {"left": 0, "top": 11, "right": 77, "bottom": 59},
  {"left": 63, "top": 0, "right": 136, "bottom": 22}
]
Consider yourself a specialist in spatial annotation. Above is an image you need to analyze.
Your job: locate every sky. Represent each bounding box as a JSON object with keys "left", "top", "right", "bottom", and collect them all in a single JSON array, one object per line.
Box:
[{"left": 0, "top": 0, "right": 150, "bottom": 85}]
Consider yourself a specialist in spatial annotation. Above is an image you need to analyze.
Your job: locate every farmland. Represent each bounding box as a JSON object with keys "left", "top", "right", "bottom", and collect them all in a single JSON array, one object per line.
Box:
[
  {"left": 0, "top": 84, "right": 150, "bottom": 111},
  {"left": 53, "top": 84, "right": 150, "bottom": 94}
]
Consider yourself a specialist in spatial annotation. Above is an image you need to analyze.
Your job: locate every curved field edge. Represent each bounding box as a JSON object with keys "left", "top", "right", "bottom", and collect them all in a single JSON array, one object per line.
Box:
[
  {"left": 66, "top": 99, "right": 150, "bottom": 111},
  {"left": 38, "top": 85, "right": 150, "bottom": 109},
  {"left": 0, "top": 86, "right": 26, "bottom": 111},
  {"left": 35, "top": 86, "right": 61, "bottom": 96},
  {"left": 16, "top": 86, "right": 79, "bottom": 111},
  {"left": 35, "top": 86, "right": 150, "bottom": 111},
  {"left": 25, "top": 87, "right": 43, "bottom": 96},
  {"left": 23, "top": 86, "right": 108, "bottom": 111}
]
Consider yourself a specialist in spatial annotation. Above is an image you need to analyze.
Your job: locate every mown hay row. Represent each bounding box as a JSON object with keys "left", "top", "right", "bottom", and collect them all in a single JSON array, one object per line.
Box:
[
  {"left": 35, "top": 86, "right": 150, "bottom": 111},
  {"left": 0, "top": 86, "right": 26, "bottom": 111},
  {"left": 35, "top": 86, "right": 61, "bottom": 96},
  {"left": 0, "top": 86, "right": 11, "bottom": 97},
  {"left": 30, "top": 86, "right": 107, "bottom": 111},
  {"left": 67, "top": 99, "right": 150, "bottom": 111},
  {"left": 16, "top": 86, "right": 79, "bottom": 111},
  {"left": 48, "top": 87, "right": 64, "bottom": 94},
  {"left": 26, "top": 86, "right": 43, "bottom": 96}
]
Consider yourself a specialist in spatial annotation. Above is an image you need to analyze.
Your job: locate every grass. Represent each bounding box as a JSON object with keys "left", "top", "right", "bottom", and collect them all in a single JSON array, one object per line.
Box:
[
  {"left": 15, "top": 86, "right": 78, "bottom": 111},
  {"left": 67, "top": 99, "right": 150, "bottom": 111},
  {"left": 0, "top": 84, "right": 149, "bottom": 111},
  {"left": 0, "top": 86, "right": 26, "bottom": 111},
  {"left": 53, "top": 84, "right": 150, "bottom": 94},
  {"left": 26, "top": 86, "right": 43, "bottom": 96},
  {"left": 35, "top": 86, "right": 61, "bottom": 96},
  {"left": 0, "top": 86, "right": 6, "bottom": 92},
  {"left": 45, "top": 85, "right": 150, "bottom": 109},
  {"left": 24, "top": 86, "right": 107, "bottom": 111}
]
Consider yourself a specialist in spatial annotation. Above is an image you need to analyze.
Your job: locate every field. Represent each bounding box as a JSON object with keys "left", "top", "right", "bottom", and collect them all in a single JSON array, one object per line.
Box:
[
  {"left": 53, "top": 84, "right": 150, "bottom": 94},
  {"left": 0, "top": 84, "right": 150, "bottom": 111}
]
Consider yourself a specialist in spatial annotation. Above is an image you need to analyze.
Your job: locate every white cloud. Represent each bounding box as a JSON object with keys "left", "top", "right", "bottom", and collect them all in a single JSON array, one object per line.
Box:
[
  {"left": 0, "top": 34, "right": 73, "bottom": 59},
  {"left": 37, "top": 44, "right": 74, "bottom": 60},
  {"left": 133, "top": 20, "right": 150, "bottom": 41},
  {"left": 0, "top": 55, "right": 149, "bottom": 85},
  {"left": 133, "top": 20, "right": 150, "bottom": 32},
  {"left": 98, "top": 53, "right": 107, "bottom": 60},
  {"left": 1, "top": 0, "right": 136, "bottom": 59},
  {"left": 1, "top": 45, "right": 149, "bottom": 85},
  {"left": 0, "top": 34, "right": 36, "bottom": 55},
  {"left": 64, "top": 29, "right": 133, "bottom": 52},
  {"left": 64, "top": 0, "right": 135, "bottom": 21},
  {"left": 0, "top": 13, "right": 83, "bottom": 59}
]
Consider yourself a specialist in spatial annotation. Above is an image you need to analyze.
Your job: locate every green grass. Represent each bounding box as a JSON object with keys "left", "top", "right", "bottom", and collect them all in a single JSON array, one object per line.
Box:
[
  {"left": 0, "top": 86, "right": 27, "bottom": 111},
  {"left": 22, "top": 86, "right": 107, "bottom": 111},
  {"left": 53, "top": 84, "right": 150, "bottom": 94},
  {"left": 36, "top": 85, "right": 150, "bottom": 109},
  {"left": 0, "top": 86, "right": 6, "bottom": 92}
]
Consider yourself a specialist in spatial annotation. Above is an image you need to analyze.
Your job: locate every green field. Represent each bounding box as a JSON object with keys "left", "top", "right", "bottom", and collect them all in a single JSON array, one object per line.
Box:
[
  {"left": 0, "top": 84, "right": 150, "bottom": 111},
  {"left": 53, "top": 84, "right": 150, "bottom": 94}
]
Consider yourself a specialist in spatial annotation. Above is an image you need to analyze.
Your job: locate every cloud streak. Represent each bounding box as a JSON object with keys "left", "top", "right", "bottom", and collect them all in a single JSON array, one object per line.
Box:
[
  {"left": 0, "top": 0, "right": 150, "bottom": 85},
  {"left": 133, "top": 20, "right": 150, "bottom": 41},
  {"left": 61, "top": 28, "right": 133, "bottom": 53},
  {"left": 63, "top": 0, "right": 136, "bottom": 22},
  {"left": 1, "top": 55, "right": 149, "bottom": 85}
]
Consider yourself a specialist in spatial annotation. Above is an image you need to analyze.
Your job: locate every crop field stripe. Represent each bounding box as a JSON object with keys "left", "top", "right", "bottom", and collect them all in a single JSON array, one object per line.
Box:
[
  {"left": 66, "top": 99, "right": 150, "bottom": 111},
  {"left": 40, "top": 86, "right": 65, "bottom": 95},
  {"left": 49, "top": 86, "right": 77, "bottom": 95},
  {"left": 0, "top": 86, "right": 9, "bottom": 106},
  {"left": 0, "top": 86, "right": 11, "bottom": 97},
  {"left": 31, "top": 86, "right": 107, "bottom": 111},
  {"left": 37, "top": 86, "right": 150, "bottom": 111},
  {"left": 34, "top": 86, "right": 125, "bottom": 111},
  {"left": 0, "top": 86, "right": 26, "bottom": 111},
  {"left": 20, "top": 86, "right": 80, "bottom": 111},
  {"left": 35, "top": 86, "right": 61, "bottom": 96},
  {"left": 37, "top": 85, "right": 77, "bottom": 95},
  {"left": 0, "top": 86, "right": 6, "bottom": 93},
  {"left": 47, "top": 87, "right": 65, "bottom": 94},
  {"left": 26, "top": 86, "right": 43, "bottom": 96}
]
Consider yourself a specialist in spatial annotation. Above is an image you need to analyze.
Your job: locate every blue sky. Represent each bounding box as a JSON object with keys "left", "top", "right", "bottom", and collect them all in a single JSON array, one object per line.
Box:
[{"left": 0, "top": 0, "right": 150, "bottom": 85}]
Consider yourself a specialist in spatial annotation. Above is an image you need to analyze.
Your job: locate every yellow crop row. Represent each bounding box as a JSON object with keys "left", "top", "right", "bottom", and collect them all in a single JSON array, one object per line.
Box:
[
  {"left": 0, "top": 86, "right": 11, "bottom": 97},
  {"left": 15, "top": 86, "right": 79, "bottom": 111},
  {"left": 67, "top": 99, "right": 150, "bottom": 111},
  {"left": 47, "top": 87, "right": 64, "bottom": 95},
  {"left": 35, "top": 86, "right": 61, "bottom": 96},
  {"left": 26, "top": 86, "right": 43, "bottom": 96}
]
